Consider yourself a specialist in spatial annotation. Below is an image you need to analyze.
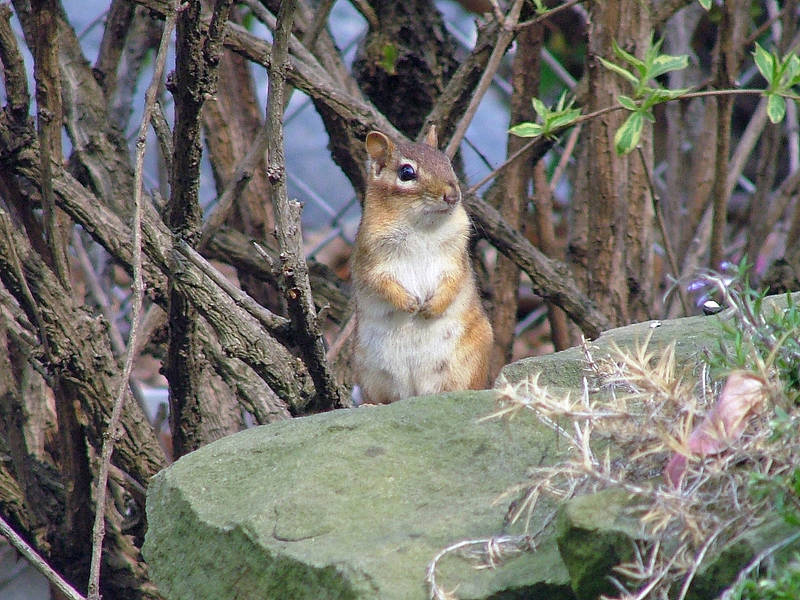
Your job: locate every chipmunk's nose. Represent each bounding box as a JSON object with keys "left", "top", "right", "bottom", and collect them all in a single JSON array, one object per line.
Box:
[{"left": 443, "top": 183, "right": 460, "bottom": 206}]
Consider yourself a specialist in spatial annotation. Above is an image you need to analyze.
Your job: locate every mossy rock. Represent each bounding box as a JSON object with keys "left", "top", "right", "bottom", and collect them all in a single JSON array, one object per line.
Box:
[
  {"left": 145, "top": 292, "right": 800, "bottom": 599},
  {"left": 685, "top": 517, "right": 800, "bottom": 599},
  {"left": 556, "top": 488, "right": 644, "bottom": 600},
  {"left": 144, "top": 391, "right": 574, "bottom": 599},
  {"left": 556, "top": 487, "right": 800, "bottom": 600}
]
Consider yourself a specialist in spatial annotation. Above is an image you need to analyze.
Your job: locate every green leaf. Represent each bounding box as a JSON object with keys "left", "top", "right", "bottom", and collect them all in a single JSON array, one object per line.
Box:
[
  {"left": 614, "top": 111, "right": 644, "bottom": 155},
  {"left": 783, "top": 54, "right": 800, "bottom": 86},
  {"left": 767, "top": 93, "right": 786, "bottom": 123},
  {"left": 786, "top": 59, "right": 800, "bottom": 88},
  {"left": 597, "top": 56, "right": 639, "bottom": 87},
  {"left": 548, "top": 108, "right": 582, "bottom": 130},
  {"left": 509, "top": 122, "right": 543, "bottom": 138},
  {"left": 649, "top": 53, "right": 689, "bottom": 79},
  {"left": 698, "top": 0, "right": 711, "bottom": 10},
  {"left": 531, "top": 97, "right": 549, "bottom": 119},
  {"left": 618, "top": 95, "right": 638, "bottom": 111},
  {"left": 643, "top": 87, "right": 691, "bottom": 107},
  {"left": 612, "top": 39, "right": 645, "bottom": 76},
  {"left": 555, "top": 90, "right": 571, "bottom": 111},
  {"left": 378, "top": 43, "right": 398, "bottom": 75},
  {"left": 754, "top": 43, "right": 776, "bottom": 86}
]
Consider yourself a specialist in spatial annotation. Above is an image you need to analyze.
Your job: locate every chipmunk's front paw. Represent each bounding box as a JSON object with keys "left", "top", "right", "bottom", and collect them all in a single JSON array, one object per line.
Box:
[
  {"left": 401, "top": 294, "right": 422, "bottom": 314},
  {"left": 419, "top": 291, "right": 438, "bottom": 319}
]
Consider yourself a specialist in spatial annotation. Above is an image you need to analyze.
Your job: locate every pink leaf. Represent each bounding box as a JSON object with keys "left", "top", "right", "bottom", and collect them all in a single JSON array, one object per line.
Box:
[{"left": 665, "top": 372, "right": 766, "bottom": 488}]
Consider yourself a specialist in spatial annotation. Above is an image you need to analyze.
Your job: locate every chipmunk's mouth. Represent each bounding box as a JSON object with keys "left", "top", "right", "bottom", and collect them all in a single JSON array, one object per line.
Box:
[
  {"left": 434, "top": 194, "right": 460, "bottom": 213},
  {"left": 427, "top": 205, "right": 454, "bottom": 215}
]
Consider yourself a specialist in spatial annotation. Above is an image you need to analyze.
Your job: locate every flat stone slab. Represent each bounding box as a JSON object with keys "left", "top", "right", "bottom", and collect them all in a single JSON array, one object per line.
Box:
[{"left": 144, "top": 391, "right": 573, "bottom": 599}]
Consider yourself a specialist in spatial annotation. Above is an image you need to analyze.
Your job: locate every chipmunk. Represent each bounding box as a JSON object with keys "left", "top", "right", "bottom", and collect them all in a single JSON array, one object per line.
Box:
[{"left": 351, "top": 127, "right": 493, "bottom": 404}]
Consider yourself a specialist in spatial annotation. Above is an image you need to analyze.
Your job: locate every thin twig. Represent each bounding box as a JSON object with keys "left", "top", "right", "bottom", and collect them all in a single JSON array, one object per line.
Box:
[
  {"left": 418, "top": 18, "right": 500, "bottom": 144},
  {"left": 549, "top": 124, "right": 581, "bottom": 193},
  {"left": 198, "top": 118, "right": 271, "bottom": 248},
  {"left": 726, "top": 97, "right": 768, "bottom": 201},
  {"left": 151, "top": 100, "right": 174, "bottom": 174},
  {"left": 636, "top": 146, "right": 689, "bottom": 315},
  {"left": 0, "top": 515, "right": 86, "bottom": 600},
  {"left": 466, "top": 105, "right": 622, "bottom": 195},
  {"left": 86, "top": 5, "right": 178, "bottom": 598},
  {"left": 718, "top": 529, "right": 800, "bottom": 600},
  {"left": 444, "top": 0, "right": 523, "bottom": 159},
  {"left": 72, "top": 231, "right": 149, "bottom": 414},
  {"left": 0, "top": 215, "right": 52, "bottom": 358},
  {"left": 325, "top": 312, "right": 355, "bottom": 363},
  {"left": 265, "top": 0, "right": 346, "bottom": 411},
  {"left": 514, "top": 0, "right": 584, "bottom": 30},
  {"left": 303, "top": 0, "right": 335, "bottom": 49},
  {"left": 676, "top": 520, "right": 734, "bottom": 600},
  {"left": 348, "top": 0, "right": 379, "bottom": 29},
  {"left": 426, "top": 535, "right": 534, "bottom": 599}
]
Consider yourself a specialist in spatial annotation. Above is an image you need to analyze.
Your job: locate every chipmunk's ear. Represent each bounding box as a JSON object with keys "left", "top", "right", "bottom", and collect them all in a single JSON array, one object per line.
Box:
[
  {"left": 366, "top": 131, "right": 393, "bottom": 173},
  {"left": 423, "top": 125, "right": 438, "bottom": 148}
]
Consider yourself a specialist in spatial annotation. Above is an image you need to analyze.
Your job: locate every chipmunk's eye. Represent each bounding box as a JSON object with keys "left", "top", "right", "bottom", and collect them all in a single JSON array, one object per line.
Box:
[{"left": 397, "top": 164, "right": 417, "bottom": 182}]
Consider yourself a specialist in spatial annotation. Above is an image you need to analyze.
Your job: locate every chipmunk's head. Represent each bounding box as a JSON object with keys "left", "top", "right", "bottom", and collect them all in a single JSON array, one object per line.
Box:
[{"left": 365, "top": 128, "right": 462, "bottom": 226}]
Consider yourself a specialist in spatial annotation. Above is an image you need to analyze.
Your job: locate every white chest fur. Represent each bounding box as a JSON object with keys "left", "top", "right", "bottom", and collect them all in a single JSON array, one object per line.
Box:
[
  {"left": 354, "top": 210, "right": 471, "bottom": 401},
  {"left": 387, "top": 231, "right": 450, "bottom": 302}
]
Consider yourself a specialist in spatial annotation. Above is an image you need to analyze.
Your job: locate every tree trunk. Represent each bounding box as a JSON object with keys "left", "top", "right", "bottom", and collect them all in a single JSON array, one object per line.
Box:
[
  {"left": 489, "top": 22, "right": 542, "bottom": 379},
  {"left": 570, "top": 0, "right": 653, "bottom": 325}
]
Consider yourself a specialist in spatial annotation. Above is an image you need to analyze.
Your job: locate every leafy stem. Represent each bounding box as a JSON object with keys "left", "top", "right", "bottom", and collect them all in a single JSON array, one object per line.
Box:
[{"left": 509, "top": 36, "right": 800, "bottom": 156}]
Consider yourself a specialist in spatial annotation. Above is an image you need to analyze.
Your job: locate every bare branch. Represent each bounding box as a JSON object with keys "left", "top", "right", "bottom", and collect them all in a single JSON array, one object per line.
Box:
[
  {"left": 636, "top": 146, "right": 689, "bottom": 315},
  {"left": 418, "top": 18, "right": 499, "bottom": 143},
  {"left": 203, "top": 228, "right": 349, "bottom": 324},
  {"left": 169, "top": 244, "right": 314, "bottom": 413},
  {"left": 303, "top": 0, "right": 335, "bottom": 49},
  {"left": 265, "top": 0, "right": 347, "bottom": 411},
  {"left": 178, "top": 241, "right": 291, "bottom": 337},
  {"left": 167, "top": 0, "right": 235, "bottom": 457},
  {"left": 0, "top": 515, "right": 86, "bottom": 600},
  {"left": 709, "top": 0, "right": 749, "bottom": 268},
  {"left": 348, "top": 0, "right": 379, "bottom": 29},
  {"left": 86, "top": 5, "right": 178, "bottom": 597},
  {"left": 0, "top": 207, "right": 166, "bottom": 486},
  {"left": 31, "top": 0, "right": 71, "bottom": 288},
  {"left": 198, "top": 119, "right": 272, "bottom": 249},
  {"left": 464, "top": 190, "right": 610, "bottom": 338},
  {"left": 93, "top": 0, "right": 135, "bottom": 101},
  {"left": 444, "top": 0, "right": 524, "bottom": 159},
  {"left": 0, "top": 4, "right": 30, "bottom": 119}
]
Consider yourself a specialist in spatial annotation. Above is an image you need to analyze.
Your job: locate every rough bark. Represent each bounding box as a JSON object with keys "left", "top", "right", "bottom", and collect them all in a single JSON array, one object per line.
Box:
[
  {"left": 533, "top": 161, "right": 571, "bottom": 351},
  {"left": 351, "top": 0, "right": 459, "bottom": 138},
  {"left": 0, "top": 210, "right": 166, "bottom": 598},
  {"left": 488, "top": 22, "right": 542, "bottom": 379},
  {"left": 266, "top": 0, "right": 347, "bottom": 411},
  {"left": 166, "top": 0, "right": 235, "bottom": 458},
  {"left": 93, "top": 0, "right": 136, "bottom": 104},
  {"left": 709, "top": 0, "right": 749, "bottom": 269},
  {"left": 570, "top": 0, "right": 653, "bottom": 326},
  {"left": 465, "top": 189, "right": 610, "bottom": 339}
]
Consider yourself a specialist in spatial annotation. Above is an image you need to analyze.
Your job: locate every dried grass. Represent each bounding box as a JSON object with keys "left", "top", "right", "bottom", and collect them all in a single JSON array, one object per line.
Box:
[{"left": 428, "top": 301, "right": 800, "bottom": 600}]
